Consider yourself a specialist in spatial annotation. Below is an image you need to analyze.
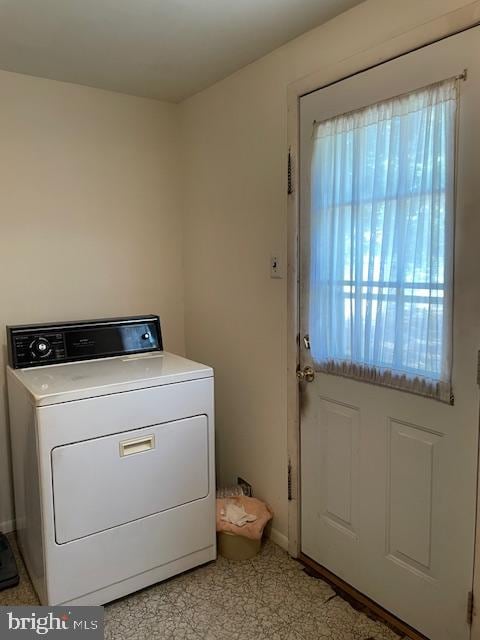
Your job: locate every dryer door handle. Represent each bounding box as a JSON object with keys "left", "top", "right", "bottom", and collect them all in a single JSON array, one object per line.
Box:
[{"left": 119, "top": 435, "right": 155, "bottom": 457}]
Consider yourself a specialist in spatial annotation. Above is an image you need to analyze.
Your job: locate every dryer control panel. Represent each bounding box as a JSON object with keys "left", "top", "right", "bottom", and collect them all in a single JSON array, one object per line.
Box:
[{"left": 7, "top": 315, "right": 163, "bottom": 369}]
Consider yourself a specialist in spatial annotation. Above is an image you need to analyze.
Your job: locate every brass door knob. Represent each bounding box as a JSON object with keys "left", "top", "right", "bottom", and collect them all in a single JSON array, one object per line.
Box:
[{"left": 296, "top": 366, "right": 315, "bottom": 383}]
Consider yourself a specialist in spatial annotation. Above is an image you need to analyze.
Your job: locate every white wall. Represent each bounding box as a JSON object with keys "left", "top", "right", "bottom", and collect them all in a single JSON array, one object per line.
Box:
[
  {"left": 180, "top": 0, "right": 476, "bottom": 540},
  {"left": 0, "top": 71, "right": 184, "bottom": 531}
]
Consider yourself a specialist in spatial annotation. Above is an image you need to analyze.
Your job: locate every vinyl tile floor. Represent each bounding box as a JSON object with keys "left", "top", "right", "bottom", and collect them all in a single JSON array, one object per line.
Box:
[{"left": 2, "top": 534, "right": 407, "bottom": 640}]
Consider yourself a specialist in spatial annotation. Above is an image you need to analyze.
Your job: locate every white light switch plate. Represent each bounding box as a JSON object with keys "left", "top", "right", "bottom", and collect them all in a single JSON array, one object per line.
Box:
[{"left": 270, "top": 255, "right": 283, "bottom": 279}]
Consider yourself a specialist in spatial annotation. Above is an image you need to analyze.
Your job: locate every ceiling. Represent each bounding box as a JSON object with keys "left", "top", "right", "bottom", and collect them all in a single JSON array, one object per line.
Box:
[{"left": 0, "top": 0, "right": 364, "bottom": 103}]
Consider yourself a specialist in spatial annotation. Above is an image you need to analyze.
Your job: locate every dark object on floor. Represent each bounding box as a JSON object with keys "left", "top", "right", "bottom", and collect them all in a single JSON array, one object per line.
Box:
[{"left": 0, "top": 533, "right": 19, "bottom": 590}]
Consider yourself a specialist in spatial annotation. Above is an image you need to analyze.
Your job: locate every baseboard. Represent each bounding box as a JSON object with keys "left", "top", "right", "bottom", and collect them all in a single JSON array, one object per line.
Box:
[
  {"left": 0, "top": 518, "right": 15, "bottom": 534},
  {"left": 269, "top": 527, "right": 289, "bottom": 551}
]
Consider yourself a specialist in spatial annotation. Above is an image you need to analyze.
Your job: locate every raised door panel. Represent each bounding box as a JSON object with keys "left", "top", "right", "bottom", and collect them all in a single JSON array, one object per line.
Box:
[
  {"left": 386, "top": 419, "right": 441, "bottom": 579},
  {"left": 320, "top": 399, "right": 360, "bottom": 538}
]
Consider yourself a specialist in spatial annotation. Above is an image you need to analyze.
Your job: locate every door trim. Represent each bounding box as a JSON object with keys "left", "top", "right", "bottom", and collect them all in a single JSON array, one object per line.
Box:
[{"left": 286, "top": 4, "right": 480, "bottom": 637}]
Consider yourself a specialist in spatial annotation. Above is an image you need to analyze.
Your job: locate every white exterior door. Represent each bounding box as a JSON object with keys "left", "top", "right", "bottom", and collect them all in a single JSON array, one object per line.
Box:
[{"left": 299, "top": 28, "right": 480, "bottom": 640}]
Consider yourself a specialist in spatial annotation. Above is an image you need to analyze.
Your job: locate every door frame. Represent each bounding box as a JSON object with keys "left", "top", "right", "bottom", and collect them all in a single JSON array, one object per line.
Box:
[{"left": 286, "top": 4, "right": 480, "bottom": 636}]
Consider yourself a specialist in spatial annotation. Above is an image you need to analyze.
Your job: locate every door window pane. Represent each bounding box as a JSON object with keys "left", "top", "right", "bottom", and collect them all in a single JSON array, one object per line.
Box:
[{"left": 308, "top": 78, "right": 457, "bottom": 401}]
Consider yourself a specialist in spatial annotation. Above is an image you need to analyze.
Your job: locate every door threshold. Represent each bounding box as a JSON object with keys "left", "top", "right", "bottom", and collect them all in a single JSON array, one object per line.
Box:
[{"left": 299, "top": 553, "right": 429, "bottom": 640}]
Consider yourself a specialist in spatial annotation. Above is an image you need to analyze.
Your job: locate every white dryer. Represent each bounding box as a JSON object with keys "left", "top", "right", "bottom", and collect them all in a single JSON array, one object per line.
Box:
[{"left": 6, "top": 316, "right": 216, "bottom": 606}]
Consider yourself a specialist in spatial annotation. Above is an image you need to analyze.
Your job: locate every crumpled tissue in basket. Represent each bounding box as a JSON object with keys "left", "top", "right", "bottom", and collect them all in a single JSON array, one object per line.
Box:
[{"left": 216, "top": 496, "right": 273, "bottom": 540}]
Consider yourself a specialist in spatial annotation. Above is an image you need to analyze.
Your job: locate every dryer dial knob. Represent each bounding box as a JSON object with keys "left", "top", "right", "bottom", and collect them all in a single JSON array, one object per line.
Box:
[{"left": 31, "top": 337, "right": 52, "bottom": 359}]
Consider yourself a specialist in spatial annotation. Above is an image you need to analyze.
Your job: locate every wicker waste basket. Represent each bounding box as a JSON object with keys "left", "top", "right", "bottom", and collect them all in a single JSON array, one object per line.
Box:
[
  {"left": 217, "top": 531, "right": 261, "bottom": 561},
  {"left": 216, "top": 496, "right": 273, "bottom": 560}
]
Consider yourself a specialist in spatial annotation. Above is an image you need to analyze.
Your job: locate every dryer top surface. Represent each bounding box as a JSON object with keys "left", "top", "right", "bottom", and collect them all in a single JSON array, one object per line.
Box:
[{"left": 7, "top": 351, "right": 213, "bottom": 406}]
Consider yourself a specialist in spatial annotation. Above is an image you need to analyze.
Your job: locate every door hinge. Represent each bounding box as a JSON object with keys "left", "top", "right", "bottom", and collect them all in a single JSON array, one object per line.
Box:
[
  {"left": 467, "top": 590, "right": 474, "bottom": 625},
  {"left": 288, "top": 459, "right": 293, "bottom": 501},
  {"left": 477, "top": 350, "right": 480, "bottom": 386},
  {"left": 287, "top": 149, "right": 293, "bottom": 195}
]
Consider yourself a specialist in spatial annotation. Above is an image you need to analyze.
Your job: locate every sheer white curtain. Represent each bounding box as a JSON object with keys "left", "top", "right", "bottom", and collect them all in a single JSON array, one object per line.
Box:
[{"left": 308, "top": 78, "right": 457, "bottom": 402}]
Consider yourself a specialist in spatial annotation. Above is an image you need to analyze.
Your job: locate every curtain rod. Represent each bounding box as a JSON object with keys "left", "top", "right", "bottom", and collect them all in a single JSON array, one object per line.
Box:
[{"left": 312, "top": 71, "right": 467, "bottom": 126}]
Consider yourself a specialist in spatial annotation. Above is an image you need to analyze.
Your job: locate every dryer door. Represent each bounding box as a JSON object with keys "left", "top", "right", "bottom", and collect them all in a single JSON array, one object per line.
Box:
[{"left": 52, "top": 415, "right": 209, "bottom": 544}]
